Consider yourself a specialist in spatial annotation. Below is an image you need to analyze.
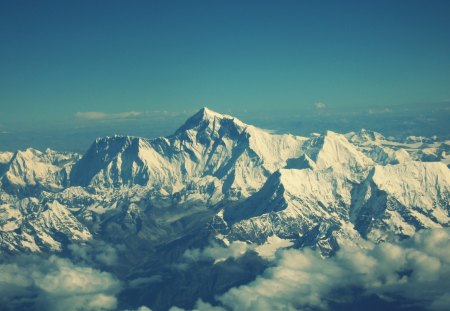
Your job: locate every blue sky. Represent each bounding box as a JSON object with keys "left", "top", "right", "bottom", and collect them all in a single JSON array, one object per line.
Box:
[{"left": 0, "top": 0, "right": 449, "bottom": 148}]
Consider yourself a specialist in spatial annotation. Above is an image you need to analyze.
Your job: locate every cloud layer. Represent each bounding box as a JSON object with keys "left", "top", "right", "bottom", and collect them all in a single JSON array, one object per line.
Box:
[
  {"left": 171, "top": 228, "right": 450, "bottom": 311},
  {"left": 0, "top": 255, "right": 121, "bottom": 311},
  {"left": 218, "top": 228, "right": 450, "bottom": 311},
  {"left": 183, "top": 241, "right": 251, "bottom": 264}
]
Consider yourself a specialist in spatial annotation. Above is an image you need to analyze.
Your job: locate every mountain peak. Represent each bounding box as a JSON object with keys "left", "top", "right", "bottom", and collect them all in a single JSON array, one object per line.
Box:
[
  {"left": 199, "top": 106, "right": 213, "bottom": 116},
  {"left": 195, "top": 107, "right": 241, "bottom": 123},
  {"left": 175, "top": 107, "right": 246, "bottom": 135}
]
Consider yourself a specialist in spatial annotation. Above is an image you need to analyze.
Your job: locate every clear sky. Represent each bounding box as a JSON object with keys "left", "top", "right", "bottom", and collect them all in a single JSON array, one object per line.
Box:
[{"left": 0, "top": 0, "right": 450, "bottom": 137}]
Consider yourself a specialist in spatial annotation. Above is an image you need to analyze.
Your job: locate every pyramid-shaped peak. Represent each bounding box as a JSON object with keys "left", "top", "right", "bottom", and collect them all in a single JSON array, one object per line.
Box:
[
  {"left": 324, "top": 130, "right": 339, "bottom": 136},
  {"left": 199, "top": 106, "right": 214, "bottom": 115},
  {"left": 175, "top": 107, "right": 246, "bottom": 134},
  {"left": 300, "top": 129, "right": 374, "bottom": 176},
  {"left": 196, "top": 107, "right": 240, "bottom": 121}
]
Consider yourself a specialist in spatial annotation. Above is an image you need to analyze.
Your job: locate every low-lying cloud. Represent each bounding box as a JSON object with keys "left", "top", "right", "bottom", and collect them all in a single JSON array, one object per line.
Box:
[
  {"left": 220, "top": 228, "right": 450, "bottom": 311},
  {"left": 183, "top": 241, "right": 251, "bottom": 264},
  {"left": 0, "top": 255, "right": 121, "bottom": 311},
  {"left": 173, "top": 228, "right": 450, "bottom": 311},
  {"left": 68, "top": 240, "right": 123, "bottom": 267}
]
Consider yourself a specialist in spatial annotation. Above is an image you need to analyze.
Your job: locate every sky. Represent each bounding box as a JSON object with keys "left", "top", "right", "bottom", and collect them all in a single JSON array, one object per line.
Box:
[{"left": 0, "top": 0, "right": 450, "bottom": 150}]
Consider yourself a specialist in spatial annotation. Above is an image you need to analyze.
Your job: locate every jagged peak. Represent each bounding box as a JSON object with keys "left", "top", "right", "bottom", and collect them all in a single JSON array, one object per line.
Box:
[
  {"left": 9, "top": 148, "right": 47, "bottom": 165},
  {"left": 308, "top": 130, "right": 364, "bottom": 151},
  {"left": 15, "top": 147, "right": 41, "bottom": 156},
  {"left": 94, "top": 134, "right": 142, "bottom": 144},
  {"left": 0, "top": 151, "right": 13, "bottom": 164},
  {"left": 358, "top": 128, "right": 384, "bottom": 139},
  {"left": 85, "top": 135, "right": 153, "bottom": 162},
  {"left": 175, "top": 107, "right": 246, "bottom": 134},
  {"left": 299, "top": 130, "right": 374, "bottom": 177},
  {"left": 198, "top": 107, "right": 236, "bottom": 121},
  {"left": 346, "top": 128, "right": 385, "bottom": 144}
]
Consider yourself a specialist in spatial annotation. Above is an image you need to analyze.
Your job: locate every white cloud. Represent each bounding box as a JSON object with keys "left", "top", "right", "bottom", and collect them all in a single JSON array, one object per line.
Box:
[
  {"left": 209, "top": 228, "right": 450, "bottom": 311},
  {"left": 75, "top": 111, "right": 143, "bottom": 120},
  {"left": 169, "top": 300, "right": 226, "bottom": 311},
  {"left": 182, "top": 236, "right": 294, "bottom": 265},
  {"left": 68, "top": 240, "right": 122, "bottom": 266},
  {"left": 0, "top": 255, "right": 121, "bottom": 311},
  {"left": 183, "top": 241, "right": 252, "bottom": 264},
  {"left": 74, "top": 110, "right": 192, "bottom": 121},
  {"left": 314, "top": 102, "right": 326, "bottom": 110},
  {"left": 125, "top": 306, "right": 153, "bottom": 311},
  {"left": 368, "top": 107, "right": 392, "bottom": 114}
]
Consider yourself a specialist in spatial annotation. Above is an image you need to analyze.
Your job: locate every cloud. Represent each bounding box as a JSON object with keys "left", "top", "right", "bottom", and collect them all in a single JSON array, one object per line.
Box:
[
  {"left": 128, "top": 276, "right": 163, "bottom": 288},
  {"left": 68, "top": 240, "right": 123, "bottom": 267},
  {"left": 74, "top": 110, "right": 192, "bottom": 121},
  {"left": 182, "top": 236, "right": 294, "bottom": 266},
  {"left": 368, "top": 107, "right": 392, "bottom": 114},
  {"left": 183, "top": 241, "right": 252, "bottom": 264},
  {"left": 125, "top": 306, "right": 153, "bottom": 311},
  {"left": 75, "top": 111, "right": 143, "bottom": 120},
  {"left": 169, "top": 299, "right": 227, "bottom": 311},
  {"left": 0, "top": 255, "right": 121, "bottom": 311},
  {"left": 314, "top": 102, "right": 326, "bottom": 110},
  {"left": 186, "top": 228, "right": 450, "bottom": 311}
]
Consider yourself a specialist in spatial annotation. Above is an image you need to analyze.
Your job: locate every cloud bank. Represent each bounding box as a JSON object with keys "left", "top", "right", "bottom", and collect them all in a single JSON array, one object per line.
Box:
[
  {"left": 220, "top": 228, "right": 450, "bottom": 311},
  {"left": 173, "top": 228, "right": 450, "bottom": 311},
  {"left": 183, "top": 241, "right": 251, "bottom": 264},
  {"left": 68, "top": 240, "right": 123, "bottom": 267},
  {"left": 0, "top": 255, "right": 121, "bottom": 311}
]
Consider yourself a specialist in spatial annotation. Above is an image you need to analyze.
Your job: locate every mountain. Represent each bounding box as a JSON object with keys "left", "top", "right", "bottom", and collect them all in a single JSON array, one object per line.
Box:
[
  {"left": 217, "top": 159, "right": 449, "bottom": 254},
  {"left": 0, "top": 107, "right": 449, "bottom": 256},
  {"left": 70, "top": 107, "right": 306, "bottom": 198},
  {"left": 218, "top": 168, "right": 364, "bottom": 255},
  {"left": 0, "top": 107, "right": 449, "bottom": 311},
  {"left": 351, "top": 161, "right": 450, "bottom": 241},
  {"left": 0, "top": 199, "right": 90, "bottom": 252},
  {"left": 1, "top": 148, "right": 79, "bottom": 195},
  {"left": 292, "top": 131, "right": 374, "bottom": 181}
]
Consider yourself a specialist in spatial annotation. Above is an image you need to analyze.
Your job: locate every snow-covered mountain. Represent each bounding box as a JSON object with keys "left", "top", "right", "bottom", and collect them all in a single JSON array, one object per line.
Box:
[
  {"left": 70, "top": 107, "right": 305, "bottom": 198},
  {"left": 351, "top": 161, "right": 450, "bottom": 241},
  {"left": 1, "top": 148, "right": 79, "bottom": 194},
  {"left": 0, "top": 107, "right": 449, "bottom": 257},
  {"left": 0, "top": 198, "right": 90, "bottom": 252}
]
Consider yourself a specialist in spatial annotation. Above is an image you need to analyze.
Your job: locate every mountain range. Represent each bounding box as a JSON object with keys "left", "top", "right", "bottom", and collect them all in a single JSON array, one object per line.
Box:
[{"left": 0, "top": 107, "right": 449, "bottom": 310}]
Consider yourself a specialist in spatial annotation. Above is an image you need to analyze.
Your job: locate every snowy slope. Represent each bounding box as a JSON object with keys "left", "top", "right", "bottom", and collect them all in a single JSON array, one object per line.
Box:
[
  {"left": 347, "top": 129, "right": 450, "bottom": 165},
  {"left": 351, "top": 161, "right": 450, "bottom": 241},
  {"left": 217, "top": 168, "right": 365, "bottom": 254},
  {"left": 0, "top": 199, "right": 91, "bottom": 252},
  {"left": 216, "top": 160, "right": 449, "bottom": 253},
  {"left": 286, "top": 131, "right": 374, "bottom": 181},
  {"left": 0, "top": 151, "right": 13, "bottom": 164}
]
